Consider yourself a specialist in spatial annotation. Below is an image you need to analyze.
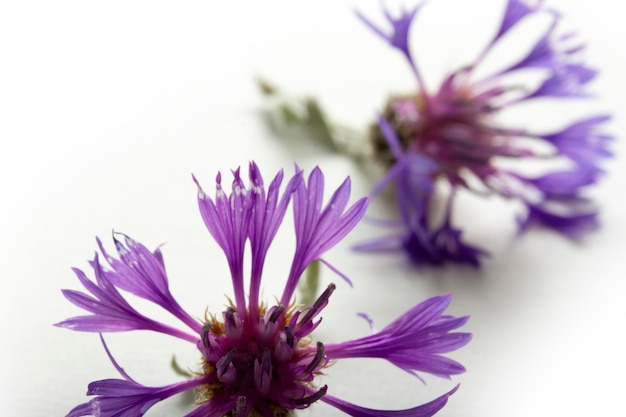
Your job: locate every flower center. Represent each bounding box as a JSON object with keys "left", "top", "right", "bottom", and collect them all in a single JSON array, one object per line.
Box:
[
  {"left": 372, "top": 83, "right": 513, "bottom": 183},
  {"left": 197, "top": 305, "right": 328, "bottom": 416}
]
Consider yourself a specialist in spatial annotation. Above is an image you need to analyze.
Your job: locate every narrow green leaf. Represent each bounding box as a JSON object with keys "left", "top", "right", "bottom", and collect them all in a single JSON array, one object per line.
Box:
[
  {"left": 298, "top": 260, "right": 321, "bottom": 308},
  {"left": 170, "top": 355, "right": 193, "bottom": 378}
]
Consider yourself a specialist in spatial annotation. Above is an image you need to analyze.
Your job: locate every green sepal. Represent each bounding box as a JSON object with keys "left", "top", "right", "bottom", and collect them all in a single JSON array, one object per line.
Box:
[
  {"left": 170, "top": 355, "right": 193, "bottom": 378},
  {"left": 298, "top": 259, "right": 321, "bottom": 308}
]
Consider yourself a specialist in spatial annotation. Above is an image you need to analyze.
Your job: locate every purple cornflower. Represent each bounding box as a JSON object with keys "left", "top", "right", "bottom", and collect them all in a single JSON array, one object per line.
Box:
[
  {"left": 356, "top": 0, "right": 612, "bottom": 267},
  {"left": 56, "top": 162, "right": 471, "bottom": 417}
]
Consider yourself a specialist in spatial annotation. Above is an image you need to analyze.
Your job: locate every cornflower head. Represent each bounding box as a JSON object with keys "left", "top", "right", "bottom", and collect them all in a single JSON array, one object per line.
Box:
[
  {"left": 355, "top": 0, "right": 612, "bottom": 266},
  {"left": 56, "top": 162, "right": 471, "bottom": 417}
]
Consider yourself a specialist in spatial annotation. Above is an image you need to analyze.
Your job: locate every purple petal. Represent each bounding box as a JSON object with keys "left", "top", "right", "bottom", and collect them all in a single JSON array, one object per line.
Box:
[
  {"left": 375, "top": 116, "right": 438, "bottom": 197},
  {"left": 194, "top": 168, "right": 255, "bottom": 312},
  {"left": 429, "top": 222, "right": 488, "bottom": 267},
  {"left": 355, "top": 3, "right": 423, "bottom": 61},
  {"left": 248, "top": 163, "right": 302, "bottom": 317},
  {"left": 492, "top": 0, "right": 542, "bottom": 43},
  {"left": 67, "top": 377, "right": 208, "bottom": 417},
  {"left": 325, "top": 295, "right": 470, "bottom": 378},
  {"left": 378, "top": 114, "right": 407, "bottom": 160},
  {"left": 281, "top": 167, "right": 368, "bottom": 305},
  {"left": 318, "top": 258, "right": 353, "bottom": 287},
  {"left": 181, "top": 400, "right": 238, "bottom": 417},
  {"left": 96, "top": 235, "right": 200, "bottom": 333},
  {"left": 525, "top": 165, "right": 600, "bottom": 197},
  {"left": 321, "top": 385, "right": 459, "bottom": 417},
  {"left": 56, "top": 315, "right": 146, "bottom": 333},
  {"left": 541, "top": 115, "right": 613, "bottom": 168},
  {"left": 525, "top": 64, "right": 598, "bottom": 99},
  {"left": 353, "top": 233, "right": 405, "bottom": 253},
  {"left": 508, "top": 20, "right": 557, "bottom": 71},
  {"left": 57, "top": 253, "right": 198, "bottom": 342},
  {"left": 66, "top": 335, "right": 210, "bottom": 417},
  {"left": 518, "top": 202, "right": 599, "bottom": 238}
]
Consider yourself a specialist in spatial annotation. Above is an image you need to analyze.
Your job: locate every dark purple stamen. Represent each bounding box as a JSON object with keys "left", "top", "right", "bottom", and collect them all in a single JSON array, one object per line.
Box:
[
  {"left": 292, "top": 385, "right": 328, "bottom": 407},
  {"left": 224, "top": 307, "right": 236, "bottom": 327},
  {"left": 269, "top": 305, "right": 286, "bottom": 323},
  {"left": 217, "top": 348, "right": 237, "bottom": 378},
  {"left": 284, "top": 326, "right": 295, "bottom": 348},
  {"left": 200, "top": 321, "right": 212, "bottom": 348},
  {"left": 304, "top": 342, "right": 325, "bottom": 374},
  {"left": 254, "top": 348, "right": 273, "bottom": 395},
  {"left": 299, "top": 283, "right": 335, "bottom": 325}
]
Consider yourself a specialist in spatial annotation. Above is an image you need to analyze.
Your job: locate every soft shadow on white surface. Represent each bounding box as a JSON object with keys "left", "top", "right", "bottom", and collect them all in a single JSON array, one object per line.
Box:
[{"left": 1, "top": 1, "right": 625, "bottom": 416}]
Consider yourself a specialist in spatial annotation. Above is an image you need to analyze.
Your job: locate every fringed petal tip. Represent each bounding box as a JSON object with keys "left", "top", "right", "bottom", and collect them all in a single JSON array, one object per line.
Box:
[
  {"left": 517, "top": 203, "right": 600, "bottom": 239},
  {"left": 324, "top": 293, "right": 469, "bottom": 379},
  {"left": 400, "top": 223, "right": 488, "bottom": 268},
  {"left": 355, "top": 2, "right": 424, "bottom": 61}
]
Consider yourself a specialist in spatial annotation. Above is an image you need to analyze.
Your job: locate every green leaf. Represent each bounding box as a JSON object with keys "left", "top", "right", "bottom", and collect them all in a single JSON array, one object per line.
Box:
[{"left": 257, "top": 78, "right": 278, "bottom": 96}]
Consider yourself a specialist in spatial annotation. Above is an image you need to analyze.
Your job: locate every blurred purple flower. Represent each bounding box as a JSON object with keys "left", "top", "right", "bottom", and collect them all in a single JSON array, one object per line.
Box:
[
  {"left": 57, "top": 162, "right": 470, "bottom": 417},
  {"left": 357, "top": 0, "right": 612, "bottom": 267}
]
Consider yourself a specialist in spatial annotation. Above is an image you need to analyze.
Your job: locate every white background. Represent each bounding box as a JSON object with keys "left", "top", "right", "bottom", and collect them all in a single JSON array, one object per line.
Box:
[{"left": 1, "top": 1, "right": 625, "bottom": 416}]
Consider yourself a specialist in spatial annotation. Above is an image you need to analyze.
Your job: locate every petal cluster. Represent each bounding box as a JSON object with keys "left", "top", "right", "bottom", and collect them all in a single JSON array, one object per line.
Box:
[
  {"left": 358, "top": 0, "right": 612, "bottom": 266},
  {"left": 325, "top": 294, "right": 470, "bottom": 378},
  {"left": 58, "top": 163, "right": 468, "bottom": 417}
]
